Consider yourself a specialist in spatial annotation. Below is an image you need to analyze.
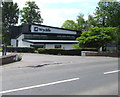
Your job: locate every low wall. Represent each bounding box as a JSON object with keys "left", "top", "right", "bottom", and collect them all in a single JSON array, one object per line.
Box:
[
  {"left": 85, "top": 52, "right": 119, "bottom": 57},
  {"left": 0, "top": 54, "right": 17, "bottom": 65}
]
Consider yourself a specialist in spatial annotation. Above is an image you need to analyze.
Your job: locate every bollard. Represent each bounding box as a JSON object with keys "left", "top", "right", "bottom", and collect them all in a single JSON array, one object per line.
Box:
[{"left": 2, "top": 44, "right": 7, "bottom": 56}]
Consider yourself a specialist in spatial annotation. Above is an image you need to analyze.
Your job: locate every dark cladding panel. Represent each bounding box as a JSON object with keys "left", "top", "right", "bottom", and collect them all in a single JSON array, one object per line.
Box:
[
  {"left": 21, "top": 24, "right": 31, "bottom": 33},
  {"left": 10, "top": 26, "right": 22, "bottom": 39}
]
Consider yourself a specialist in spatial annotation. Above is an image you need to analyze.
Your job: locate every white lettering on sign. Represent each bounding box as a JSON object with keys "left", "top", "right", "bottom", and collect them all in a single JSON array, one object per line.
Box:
[{"left": 31, "top": 25, "right": 51, "bottom": 32}]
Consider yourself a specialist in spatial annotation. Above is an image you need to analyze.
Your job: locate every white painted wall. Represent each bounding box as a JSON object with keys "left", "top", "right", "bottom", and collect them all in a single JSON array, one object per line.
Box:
[
  {"left": 11, "top": 34, "right": 76, "bottom": 49},
  {"left": 16, "top": 34, "right": 32, "bottom": 47},
  {"left": 62, "top": 44, "right": 75, "bottom": 49},
  {"left": 11, "top": 39, "right": 17, "bottom": 47},
  {"left": 19, "top": 41, "right": 32, "bottom": 47}
]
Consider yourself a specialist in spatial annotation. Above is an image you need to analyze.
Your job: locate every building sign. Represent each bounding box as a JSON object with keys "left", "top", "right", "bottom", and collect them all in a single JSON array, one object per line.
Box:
[
  {"left": 31, "top": 25, "right": 51, "bottom": 33},
  {"left": 34, "top": 27, "right": 51, "bottom": 32},
  {"left": 31, "top": 25, "right": 76, "bottom": 35}
]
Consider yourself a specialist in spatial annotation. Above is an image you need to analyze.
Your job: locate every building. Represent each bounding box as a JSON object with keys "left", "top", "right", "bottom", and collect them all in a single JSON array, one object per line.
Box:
[{"left": 10, "top": 24, "right": 81, "bottom": 49}]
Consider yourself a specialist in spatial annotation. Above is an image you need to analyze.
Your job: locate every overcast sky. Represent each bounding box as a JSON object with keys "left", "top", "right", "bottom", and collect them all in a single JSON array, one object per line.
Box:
[{"left": 13, "top": 0, "right": 100, "bottom": 27}]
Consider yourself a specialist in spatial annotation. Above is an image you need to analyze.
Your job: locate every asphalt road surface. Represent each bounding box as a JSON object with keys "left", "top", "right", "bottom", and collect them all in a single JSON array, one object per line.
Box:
[{"left": 0, "top": 53, "right": 119, "bottom": 95}]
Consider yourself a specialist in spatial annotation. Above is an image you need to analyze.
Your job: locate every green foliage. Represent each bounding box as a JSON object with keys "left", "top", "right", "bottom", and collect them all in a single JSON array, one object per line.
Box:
[
  {"left": 0, "top": 7, "right": 2, "bottom": 45},
  {"left": 6, "top": 47, "right": 35, "bottom": 53},
  {"left": 86, "top": 15, "right": 98, "bottom": 29},
  {"left": 2, "top": 1, "right": 19, "bottom": 44},
  {"left": 73, "top": 44, "right": 81, "bottom": 49},
  {"left": 37, "top": 48, "right": 98, "bottom": 55},
  {"left": 77, "top": 27, "right": 118, "bottom": 48},
  {"left": 2, "top": 1, "right": 19, "bottom": 27},
  {"left": 0, "top": 24, "right": 2, "bottom": 45},
  {"left": 61, "top": 1, "right": 120, "bottom": 31},
  {"left": 0, "top": 47, "right": 2, "bottom": 52},
  {"left": 76, "top": 13, "right": 86, "bottom": 31},
  {"left": 95, "top": 0, "right": 120, "bottom": 27},
  {"left": 37, "top": 48, "right": 81, "bottom": 55},
  {"left": 20, "top": 1, "right": 43, "bottom": 24},
  {"left": 61, "top": 20, "right": 77, "bottom": 30},
  {"left": 117, "top": 28, "right": 120, "bottom": 47},
  {"left": 16, "top": 55, "right": 22, "bottom": 61}
]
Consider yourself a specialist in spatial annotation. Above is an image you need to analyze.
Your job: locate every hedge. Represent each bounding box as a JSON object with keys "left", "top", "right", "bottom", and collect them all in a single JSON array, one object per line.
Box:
[
  {"left": 37, "top": 48, "right": 98, "bottom": 56},
  {"left": 6, "top": 47, "right": 35, "bottom": 53},
  {"left": 6, "top": 47, "right": 98, "bottom": 55}
]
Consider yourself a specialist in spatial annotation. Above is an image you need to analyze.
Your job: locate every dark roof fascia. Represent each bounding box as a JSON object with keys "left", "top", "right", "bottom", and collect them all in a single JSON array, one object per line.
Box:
[{"left": 29, "top": 23, "right": 81, "bottom": 33}]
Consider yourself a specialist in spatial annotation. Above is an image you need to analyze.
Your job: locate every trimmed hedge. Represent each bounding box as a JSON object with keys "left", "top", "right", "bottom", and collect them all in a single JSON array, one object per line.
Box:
[
  {"left": 6, "top": 47, "right": 35, "bottom": 53},
  {"left": 37, "top": 48, "right": 98, "bottom": 55},
  {"left": 6, "top": 46, "right": 98, "bottom": 55}
]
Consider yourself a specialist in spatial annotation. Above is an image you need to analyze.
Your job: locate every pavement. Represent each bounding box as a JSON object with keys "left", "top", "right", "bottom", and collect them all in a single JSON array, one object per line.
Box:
[{"left": 0, "top": 53, "right": 119, "bottom": 95}]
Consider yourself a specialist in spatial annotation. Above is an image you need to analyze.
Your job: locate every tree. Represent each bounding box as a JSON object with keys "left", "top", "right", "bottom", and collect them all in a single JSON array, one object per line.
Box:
[
  {"left": 20, "top": 1, "right": 43, "bottom": 24},
  {"left": 0, "top": 6, "right": 2, "bottom": 44},
  {"left": 61, "top": 20, "right": 77, "bottom": 30},
  {"left": 76, "top": 13, "right": 86, "bottom": 31},
  {"left": 76, "top": 27, "right": 118, "bottom": 48},
  {"left": 95, "top": 0, "right": 120, "bottom": 27},
  {"left": 2, "top": 0, "right": 19, "bottom": 44},
  {"left": 87, "top": 14, "right": 97, "bottom": 29}
]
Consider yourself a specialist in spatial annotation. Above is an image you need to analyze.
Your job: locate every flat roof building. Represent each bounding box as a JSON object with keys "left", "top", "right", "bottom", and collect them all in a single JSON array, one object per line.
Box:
[{"left": 10, "top": 24, "right": 81, "bottom": 49}]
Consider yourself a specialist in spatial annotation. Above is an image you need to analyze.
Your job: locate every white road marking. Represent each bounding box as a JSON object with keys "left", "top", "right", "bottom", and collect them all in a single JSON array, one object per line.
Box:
[
  {"left": 0, "top": 77, "right": 79, "bottom": 94},
  {"left": 104, "top": 70, "right": 120, "bottom": 75}
]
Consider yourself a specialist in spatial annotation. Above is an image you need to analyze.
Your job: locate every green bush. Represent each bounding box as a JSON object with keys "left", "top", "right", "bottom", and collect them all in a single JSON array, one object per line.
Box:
[
  {"left": 6, "top": 47, "right": 35, "bottom": 53},
  {"left": 77, "top": 27, "right": 118, "bottom": 48},
  {"left": 37, "top": 48, "right": 98, "bottom": 56},
  {"left": 6, "top": 47, "right": 98, "bottom": 55},
  {"left": 0, "top": 47, "right": 2, "bottom": 52},
  {"left": 16, "top": 55, "right": 22, "bottom": 61}
]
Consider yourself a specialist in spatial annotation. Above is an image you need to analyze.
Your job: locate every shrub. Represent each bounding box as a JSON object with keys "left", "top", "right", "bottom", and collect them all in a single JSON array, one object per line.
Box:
[
  {"left": 0, "top": 47, "right": 2, "bottom": 52},
  {"left": 6, "top": 47, "right": 35, "bottom": 53},
  {"left": 16, "top": 55, "right": 22, "bottom": 61},
  {"left": 77, "top": 27, "right": 118, "bottom": 48},
  {"left": 37, "top": 48, "right": 98, "bottom": 56}
]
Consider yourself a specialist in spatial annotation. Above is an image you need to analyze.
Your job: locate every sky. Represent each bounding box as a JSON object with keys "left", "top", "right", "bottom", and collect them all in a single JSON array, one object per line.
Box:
[{"left": 12, "top": 0, "right": 100, "bottom": 27}]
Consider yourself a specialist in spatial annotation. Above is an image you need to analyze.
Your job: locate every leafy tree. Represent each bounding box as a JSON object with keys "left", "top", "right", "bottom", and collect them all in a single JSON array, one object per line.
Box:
[
  {"left": 76, "top": 27, "right": 118, "bottom": 48},
  {"left": 95, "top": 0, "right": 120, "bottom": 27},
  {"left": 0, "top": 7, "right": 2, "bottom": 44},
  {"left": 61, "top": 20, "right": 77, "bottom": 30},
  {"left": 76, "top": 13, "right": 86, "bottom": 31},
  {"left": 20, "top": 1, "right": 43, "bottom": 24},
  {"left": 87, "top": 14, "right": 97, "bottom": 29},
  {"left": 117, "top": 28, "right": 120, "bottom": 47},
  {"left": 2, "top": 0, "right": 19, "bottom": 44}
]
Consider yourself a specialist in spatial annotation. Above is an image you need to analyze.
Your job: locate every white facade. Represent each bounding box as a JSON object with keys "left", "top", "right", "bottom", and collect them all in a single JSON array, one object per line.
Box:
[{"left": 11, "top": 39, "right": 17, "bottom": 47}]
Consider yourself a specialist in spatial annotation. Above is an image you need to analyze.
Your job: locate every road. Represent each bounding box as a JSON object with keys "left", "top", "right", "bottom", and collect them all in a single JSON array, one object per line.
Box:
[{"left": 0, "top": 53, "right": 119, "bottom": 95}]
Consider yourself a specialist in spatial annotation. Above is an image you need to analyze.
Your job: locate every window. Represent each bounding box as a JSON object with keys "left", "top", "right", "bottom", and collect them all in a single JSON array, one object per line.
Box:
[
  {"left": 30, "top": 44, "right": 45, "bottom": 48},
  {"left": 24, "top": 34, "right": 48, "bottom": 39},
  {"left": 40, "top": 35, "right": 47, "bottom": 39},
  {"left": 57, "top": 35, "right": 75, "bottom": 40},
  {"left": 55, "top": 45, "right": 62, "bottom": 48},
  {"left": 24, "top": 34, "right": 33, "bottom": 39},
  {"left": 32, "top": 35, "right": 40, "bottom": 39},
  {"left": 39, "top": 44, "right": 45, "bottom": 48}
]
